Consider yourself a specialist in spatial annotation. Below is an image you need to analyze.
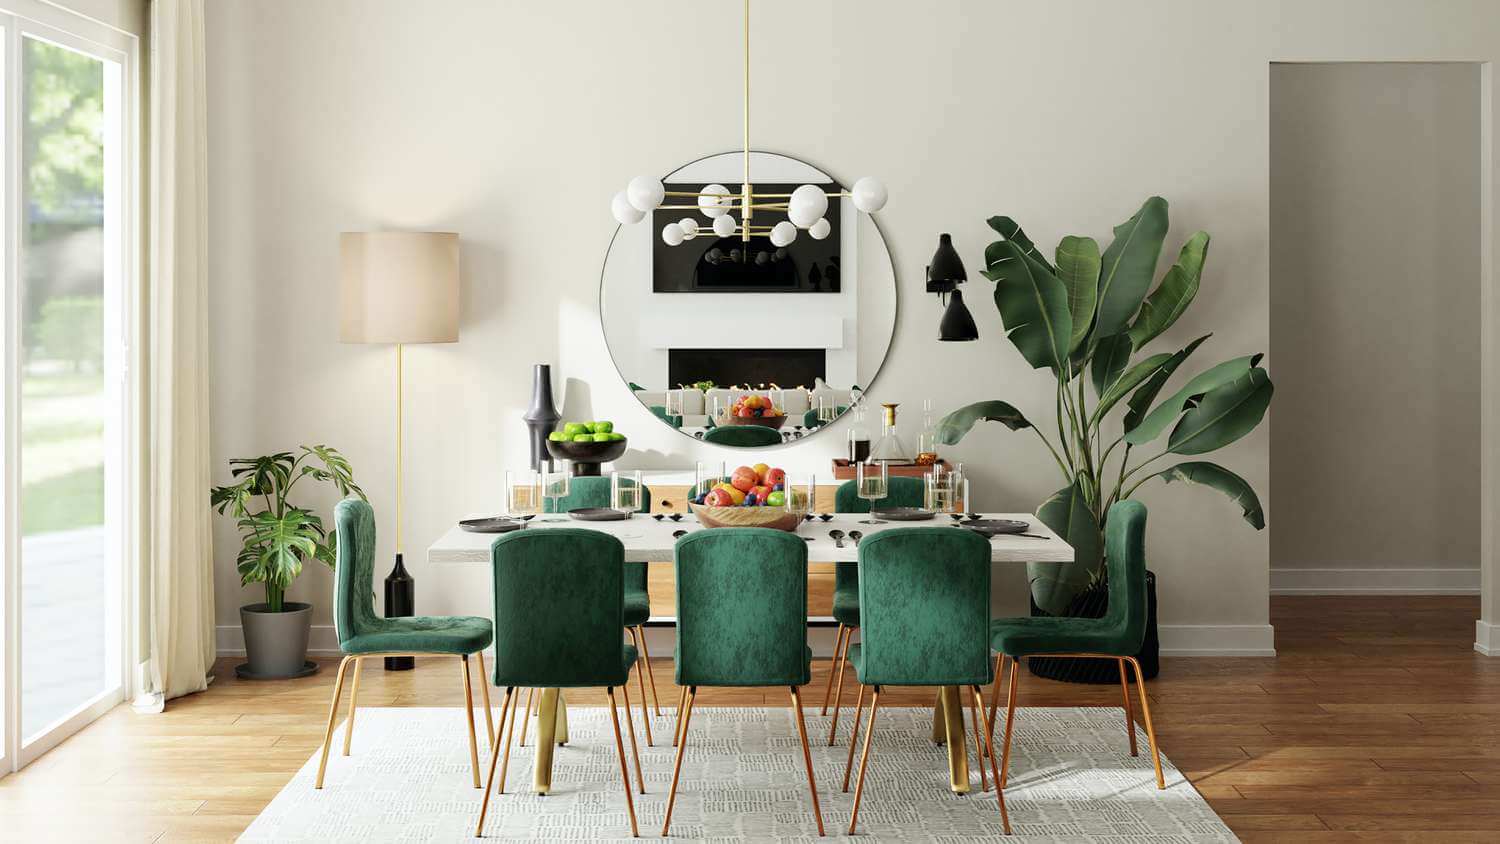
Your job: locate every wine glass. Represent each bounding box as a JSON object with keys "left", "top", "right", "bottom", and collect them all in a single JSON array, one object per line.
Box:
[
  {"left": 612, "top": 469, "right": 642, "bottom": 514},
  {"left": 856, "top": 461, "right": 888, "bottom": 524},
  {"left": 506, "top": 469, "right": 541, "bottom": 521},
  {"left": 542, "top": 461, "right": 570, "bottom": 519}
]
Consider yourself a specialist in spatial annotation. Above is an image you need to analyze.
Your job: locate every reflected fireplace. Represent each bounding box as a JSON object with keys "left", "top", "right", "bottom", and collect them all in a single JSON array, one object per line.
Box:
[{"left": 668, "top": 348, "right": 826, "bottom": 389}]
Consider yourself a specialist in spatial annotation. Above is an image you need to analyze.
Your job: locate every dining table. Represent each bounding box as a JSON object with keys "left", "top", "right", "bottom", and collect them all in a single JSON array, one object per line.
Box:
[{"left": 427, "top": 510, "right": 1075, "bottom": 796}]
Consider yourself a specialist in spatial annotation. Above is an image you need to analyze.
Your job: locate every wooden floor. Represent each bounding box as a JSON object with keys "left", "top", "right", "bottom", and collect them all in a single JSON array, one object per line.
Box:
[{"left": 2, "top": 596, "right": 1497, "bottom": 842}]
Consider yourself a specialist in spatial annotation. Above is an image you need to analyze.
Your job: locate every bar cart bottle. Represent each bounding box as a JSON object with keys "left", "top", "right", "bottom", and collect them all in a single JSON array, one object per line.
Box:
[
  {"left": 868, "top": 402, "right": 913, "bottom": 463},
  {"left": 846, "top": 403, "right": 871, "bottom": 463}
]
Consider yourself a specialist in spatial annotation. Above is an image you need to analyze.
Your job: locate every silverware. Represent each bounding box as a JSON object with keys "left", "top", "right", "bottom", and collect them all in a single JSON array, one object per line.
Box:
[
  {"left": 669, "top": 513, "right": 684, "bottom": 522},
  {"left": 804, "top": 514, "right": 815, "bottom": 522},
  {"left": 818, "top": 513, "right": 834, "bottom": 522},
  {"left": 652, "top": 514, "right": 665, "bottom": 521},
  {"left": 829, "top": 529, "right": 846, "bottom": 548},
  {"left": 848, "top": 530, "right": 864, "bottom": 547}
]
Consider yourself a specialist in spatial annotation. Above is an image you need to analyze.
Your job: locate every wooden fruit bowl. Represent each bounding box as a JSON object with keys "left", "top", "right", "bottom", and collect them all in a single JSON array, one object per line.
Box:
[
  {"left": 690, "top": 502, "right": 806, "bottom": 532},
  {"left": 719, "top": 414, "right": 789, "bottom": 430}
]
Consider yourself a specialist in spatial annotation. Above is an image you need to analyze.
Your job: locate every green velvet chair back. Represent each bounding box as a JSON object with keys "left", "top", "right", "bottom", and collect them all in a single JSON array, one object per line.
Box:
[
  {"left": 855, "top": 526, "right": 993, "bottom": 686},
  {"left": 801, "top": 407, "right": 848, "bottom": 429},
  {"left": 489, "top": 528, "right": 627, "bottom": 687},
  {"left": 541, "top": 475, "right": 652, "bottom": 514},
  {"left": 702, "top": 424, "right": 783, "bottom": 447},
  {"left": 1102, "top": 499, "right": 1149, "bottom": 649},
  {"left": 832, "top": 476, "right": 927, "bottom": 600},
  {"left": 673, "top": 528, "right": 810, "bottom": 687},
  {"left": 333, "top": 497, "right": 380, "bottom": 647}
]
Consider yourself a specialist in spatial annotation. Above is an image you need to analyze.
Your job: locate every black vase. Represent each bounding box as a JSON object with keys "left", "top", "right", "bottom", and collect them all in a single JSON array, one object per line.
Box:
[
  {"left": 384, "top": 553, "right": 415, "bottom": 671},
  {"left": 1026, "top": 570, "right": 1160, "bottom": 684},
  {"left": 523, "top": 364, "right": 561, "bottom": 471}
]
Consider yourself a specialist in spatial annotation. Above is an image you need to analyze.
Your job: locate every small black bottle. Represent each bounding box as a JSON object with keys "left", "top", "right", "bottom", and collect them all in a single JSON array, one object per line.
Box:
[{"left": 384, "top": 553, "right": 415, "bottom": 670}]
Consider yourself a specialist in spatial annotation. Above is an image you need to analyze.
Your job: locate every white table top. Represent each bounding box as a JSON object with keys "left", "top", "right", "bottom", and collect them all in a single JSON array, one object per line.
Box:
[{"left": 427, "top": 512, "right": 1074, "bottom": 564}]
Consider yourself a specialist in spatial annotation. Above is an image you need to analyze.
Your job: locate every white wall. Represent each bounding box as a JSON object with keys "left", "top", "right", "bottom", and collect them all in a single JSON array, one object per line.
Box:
[
  {"left": 1270, "top": 63, "right": 1482, "bottom": 595},
  {"left": 204, "top": 0, "right": 1500, "bottom": 658}
]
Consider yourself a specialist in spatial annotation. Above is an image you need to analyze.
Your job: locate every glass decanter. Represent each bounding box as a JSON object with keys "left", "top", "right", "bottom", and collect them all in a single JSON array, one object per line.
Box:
[{"left": 867, "top": 402, "right": 912, "bottom": 463}]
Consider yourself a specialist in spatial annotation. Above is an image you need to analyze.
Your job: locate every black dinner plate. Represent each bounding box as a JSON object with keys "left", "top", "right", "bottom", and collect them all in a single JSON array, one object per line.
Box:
[
  {"left": 458, "top": 517, "right": 525, "bottom": 534},
  {"left": 963, "top": 519, "right": 1030, "bottom": 537},
  {"left": 569, "top": 508, "right": 632, "bottom": 522},
  {"left": 871, "top": 507, "right": 935, "bottom": 521}
]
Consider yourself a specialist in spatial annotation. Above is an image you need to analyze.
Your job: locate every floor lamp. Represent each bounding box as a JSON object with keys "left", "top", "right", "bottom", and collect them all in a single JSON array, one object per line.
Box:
[{"left": 339, "top": 231, "right": 460, "bottom": 670}]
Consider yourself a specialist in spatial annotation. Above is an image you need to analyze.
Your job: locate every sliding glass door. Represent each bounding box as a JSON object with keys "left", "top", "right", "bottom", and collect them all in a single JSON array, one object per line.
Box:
[{"left": 0, "top": 3, "right": 135, "bottom": 774}]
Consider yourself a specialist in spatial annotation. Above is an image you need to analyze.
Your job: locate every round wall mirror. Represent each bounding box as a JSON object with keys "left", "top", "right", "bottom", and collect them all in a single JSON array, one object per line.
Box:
[{"left": 600, "top": 151, "right": 898, "bottom": 448}]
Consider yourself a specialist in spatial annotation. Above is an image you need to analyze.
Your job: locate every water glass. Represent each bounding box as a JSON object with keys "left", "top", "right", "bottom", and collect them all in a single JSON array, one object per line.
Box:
[
  {"left": 783, "top": 473, "right": 815, "bottom": 515},
  {"left": 925, "top": 467, "right": 957, "bottom": 513},
  {"left": 612, "top": 469, "right": 642, "bottom": 513},
  {"left": 665, "top": 389, "right": 684, "bottom": 417},
  {"left": 695, "top": 460, "right": 725, "bottom": 501},
  {"left": 506, "top": 469, "right": 541, "bottom": 519},
  {"left": 817, "top": 395, "right": 837, "bottom": 424},
  {"left": 856, "top": 460, "right": 888, "bottom": 524},
  {"left": 542, "top": 461, "right": 570, "bottom": 518}
]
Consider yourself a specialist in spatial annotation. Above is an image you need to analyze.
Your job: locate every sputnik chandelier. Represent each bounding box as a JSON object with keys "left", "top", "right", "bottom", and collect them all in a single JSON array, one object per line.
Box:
[{"left": 609, "top": 0, "right": 887, "bottom": 247}]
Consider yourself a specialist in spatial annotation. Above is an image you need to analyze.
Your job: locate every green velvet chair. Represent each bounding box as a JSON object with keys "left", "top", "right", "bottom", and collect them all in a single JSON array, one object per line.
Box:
[
  {"left": 987, "top": 499, "right": 1163, "bottom": 792},
  {"left": 702, "top": 423, "right": 783, "bottom": 446},
  {"left": 661, "top": 528, "right": 824, "bottom": 837},
  {"left": 316, "top": 498, "right": 495, "bottom": 790},
  {"left": 649, "top": 405, "right": 683, "bottom": 428},
  {"left": 529, "top": 476, "right": 661, "bottom": 744},
  {"left": 823, "top": 476, "right": 926, "bottom": 740},
  {"left": 839, "top": 526, "right": 1007, "bottom": 835},
  {"left": 801, "top": 406, "right": 848, "bottom": 429},
  {"left": 477, "top": 528, "right": 645, "bottom": 838}
]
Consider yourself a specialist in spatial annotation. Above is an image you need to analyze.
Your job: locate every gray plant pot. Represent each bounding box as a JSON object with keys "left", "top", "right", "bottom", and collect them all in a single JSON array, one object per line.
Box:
[{"left": 238, "top": 602, "right": 317, "bottom": 679}]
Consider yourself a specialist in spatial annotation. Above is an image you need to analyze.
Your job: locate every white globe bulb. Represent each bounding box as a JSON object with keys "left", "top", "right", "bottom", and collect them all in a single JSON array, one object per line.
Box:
[
  {"left": 770, "top": 221, "right": 797, "bottom": 247},
  {"left": 808, "top": 217, "right": 831, "bottom": 240},
  {"left": 713, "top": 214, "right": 737, "bottom": 238},
  {"left": 851, "top": 177, "right": 888, "bottom": 213},
  {"left": 627, "top": 175, "right": 665, "bottom": 212},
  {"left": 788, "top": 184, "right": 829, "bottom": 228},
  {"left": 698, "top": 183, "right": 731, "bottom": 218},
  {"left": 661, "top": 222, "right": 685, "bottom": 246},
  {"left": 678, "top": 218, "right": 699, "bottom": 240},
  {"left": 611, "top": 190, "right": 645, "bottom": 224}
]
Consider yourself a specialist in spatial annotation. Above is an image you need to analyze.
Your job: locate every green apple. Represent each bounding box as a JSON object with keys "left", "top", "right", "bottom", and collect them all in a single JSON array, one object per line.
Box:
[
  {"left": 583, "top": 421, "right": 599, "bottom": 433},
  {"left": 592, "top": 433, "right": 611, "bottom": 442},
  {"left": 548, "top": 431, "right": 567, "bottom": 442},
  {"left": 572, "top": 434, "right": 594, "bottom": 443},
  {"left": 562, "top": 422, "right": 587, "bottom": 436},
  {"left": 766, "top": 490, "right": 786, "bottom": 507},
  {"left": 608, "top": 432, "right": 626, "bottom": 441},
  {"left": 594, "top": 420, "right": 613, "bottom": 433}
]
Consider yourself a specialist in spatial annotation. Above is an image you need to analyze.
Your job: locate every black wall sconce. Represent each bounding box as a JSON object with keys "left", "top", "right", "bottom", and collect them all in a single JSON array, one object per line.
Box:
[{"left": 927, "top": 233, "right": 978, "bottom": 342}]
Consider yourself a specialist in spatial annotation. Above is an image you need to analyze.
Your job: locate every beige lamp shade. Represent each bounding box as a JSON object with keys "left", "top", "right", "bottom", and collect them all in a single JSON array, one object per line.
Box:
[{"left": 339, "top": 231, "right": 460, "bottom": 344}]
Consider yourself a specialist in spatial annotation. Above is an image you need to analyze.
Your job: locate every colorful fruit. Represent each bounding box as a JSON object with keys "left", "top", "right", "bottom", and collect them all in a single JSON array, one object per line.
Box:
[
  {"left": 572, "top": 434, "right": 593, "bottom": 442},
  {"left": 548, "top": 431, "right": 567, "bottom": 442},
  {"left": 731, "top": 467, "right": 758, "bottom": 492},
  {"left": 750, "top": 485, "right": 772, "bottom": 501},
  {"left": 766, "top": 490, "right": 786, "bottom": 507},
  {"left": 765, "top": 467, "right": 786, "bottom": 487},
  {"left": 592, "top": 433, "right": 612, "bottom": 442},
  {"left": 705, "top": 488, "right": 733, "bottom": 507},
  {"left": 594, "top": 421, "right": 613, "bottom": 433},
  {"left": 752, "top": 462, "right": 770, "bottom": 480},
  {"left": 562, "top": 422, "right": 587, "bottom": 436}
]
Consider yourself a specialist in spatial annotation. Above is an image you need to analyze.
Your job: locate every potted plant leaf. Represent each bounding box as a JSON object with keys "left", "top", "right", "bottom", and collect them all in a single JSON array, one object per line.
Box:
[
  {"left": 940, "top": 197, "right": 1271, "bottom": 682},
  {"left": 210, "top": 445, "right": 365, "bottom": 679}
]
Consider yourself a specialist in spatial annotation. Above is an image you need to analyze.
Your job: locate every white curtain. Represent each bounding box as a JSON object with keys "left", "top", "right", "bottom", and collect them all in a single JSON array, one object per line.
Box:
[{"left": 143, "top": 0, "right": 214, "bottom": 707}]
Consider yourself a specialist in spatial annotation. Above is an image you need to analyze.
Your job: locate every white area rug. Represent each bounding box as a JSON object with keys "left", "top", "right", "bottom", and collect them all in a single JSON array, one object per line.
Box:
[{"left": 242, "top": 705, "right": 1235, "bottom": 842}]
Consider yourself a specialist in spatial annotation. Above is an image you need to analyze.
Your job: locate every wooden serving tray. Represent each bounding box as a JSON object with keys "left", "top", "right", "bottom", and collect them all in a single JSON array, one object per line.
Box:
[{"left": 831, "top": 458, "right": 949, "bottom": 480}]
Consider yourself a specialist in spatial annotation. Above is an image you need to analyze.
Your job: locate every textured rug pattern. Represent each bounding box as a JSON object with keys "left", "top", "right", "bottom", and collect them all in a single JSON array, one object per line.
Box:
[{"left": 241, "top": 704, "right": 1235, "bottom": 842}]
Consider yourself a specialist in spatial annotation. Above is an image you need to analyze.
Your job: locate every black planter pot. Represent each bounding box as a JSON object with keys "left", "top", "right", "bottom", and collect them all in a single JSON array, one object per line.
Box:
[{"left": 1027, "top": 570, "right": 1159, "bottom": 684}]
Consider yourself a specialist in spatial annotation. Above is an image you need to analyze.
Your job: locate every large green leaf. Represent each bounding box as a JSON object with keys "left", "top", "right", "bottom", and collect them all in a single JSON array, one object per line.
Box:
[
  {"left": 986, "top": 216, "right": 1056, "bottom": 274},
  {"left": 1144, "top": 461, "right": 1265, "bottom": 529},
  {"left": 1031, "top": 480, "right": 1102, "bottom": 615},
  {"left": 1127, "top": 231, "right": 1209, "bottom": 348},
  {"left": 1092, "top": 350, "right": 1173, "bottom": 424},
  {"left": 936, "top": 400, "right": 1032, "bottom": 445},
  {"left": 1055, "top": 235, "right": 1099, "bottom": 352},
  {"left": 983, "top": 240, "right": 1072, "bottom": 372},
  {"left": 1167, "top": 367, "right": 1274, "bottom": 455},
  {"left": 237, "top": 508, "right": 324, "bottom": 590},
  {"left": 1090, "top": 334, "right": 1133, "bottom": 397},
  {"left": 1095, "top": 196, "right": 1169, "bottom": 341},
  {"left": 1124, "top": 353, "right": 1263, "bottom": 445},
  {"left": 1121, "top": 334, "right": 1212, "bottom": 430}
]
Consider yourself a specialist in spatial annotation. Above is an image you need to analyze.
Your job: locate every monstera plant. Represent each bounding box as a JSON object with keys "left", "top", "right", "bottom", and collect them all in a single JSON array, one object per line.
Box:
[{"left": 940, "top": 197, "right": 1271, "bottom": 617}]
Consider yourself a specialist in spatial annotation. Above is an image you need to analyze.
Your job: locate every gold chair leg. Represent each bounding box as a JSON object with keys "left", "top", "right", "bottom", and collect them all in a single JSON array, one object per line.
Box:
[
  {"left": 637, "top": 625, "right": 663, "bottom": 716},
  {"left": 1118, "top": 657, "right": 1138, "bottom": 757},
  {"left": 519, "top": 687, "right": 534, "bottom": 746},
  {"left": 847, "top": 686, "right": 882, "bottom": 835},
  {"left": 620, "top": 674, "right": 646, "bottom": 794},
  {"left": 973, "top": 685, "right": 1011, "bottom": 835},
  {"left": 475, "top": 686, "right": 514, "bottom": 838},
  {"left": 820, "top": 624, "right": 847, "bottom": 715},
  {"left": 1000, "top": 656, "right": 1019, "bottom": 789},
  {"left": 1126, "top": 657, "right": 1165, "bottom": 789},
  {"left": 662, "top": 687, "right": 697, "bottom": 837},
  {"left": 476, "top": 650, "right": 495, "bottom": 745},
  {"left": 826, "top": 628, "right": 853, "bottom": 745},
  {"left": 606, "top": 688, "right": 641, "bottom": 838},
  {"left": 673, "top": 686, "right": 688, "bottom": 746},
  {"left": 461, "top": 655, "right": 481, "bottom": 788},
  {"left": 789, "top": 686, "right": 825, "bottom": 837},
  {"left": 314, "top": 655, "right": 355, "bottom": 789},
  {"left": 341, "top": 656, "right": 362, "bottom": 756},
  {"left": 626, "top": 628, "right": 654, "bottom": 746},
  {"left": 841, "top": 683, "right": 868, "bottom": 791},
  {"left": 969, "top": 685, "right": 989, "bottom": 792},
  {"left": 498, "top": 681, "right": 521, "bottom": 794}
]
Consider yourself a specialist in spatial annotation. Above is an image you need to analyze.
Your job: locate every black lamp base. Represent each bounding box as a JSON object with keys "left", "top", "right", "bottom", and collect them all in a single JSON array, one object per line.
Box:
[{"left": 384, "top": 552, "right": 415, "bottom": 671}]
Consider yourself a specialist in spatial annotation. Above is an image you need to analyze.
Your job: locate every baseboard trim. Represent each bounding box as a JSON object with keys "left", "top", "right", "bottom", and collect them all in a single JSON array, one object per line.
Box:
[
  {"left": 217, "top": 621, "right": 1275, "bottom": 659},
  {"left": 1271, "top": 567, "right": 1479, "bottom": 595},
  {"left": 1478, "top": 620, "right": 1498, "bottom": 656}
]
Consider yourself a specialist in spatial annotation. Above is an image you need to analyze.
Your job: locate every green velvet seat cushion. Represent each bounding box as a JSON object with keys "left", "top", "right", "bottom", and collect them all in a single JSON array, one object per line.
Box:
[
  {"left": 341, "top": 615, "right": 494, "bottom": 656},
  {"left": 702, "top": 424, "right": 782, "bottom": 446},
  {"left": 831, "top": 476, "right": 927, "bottom": 627},
  {"left": 544, "top": 477, "right": 653, "bottom": 627},
  {"left": 989, "top": 616, "right": 1132, "bottom": 657},
  {"left": 847, "top": 642, "right": 993, "bottom": 687},
  {"left": 623, "top": 588, "right": 651, "bottom": 628}
]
